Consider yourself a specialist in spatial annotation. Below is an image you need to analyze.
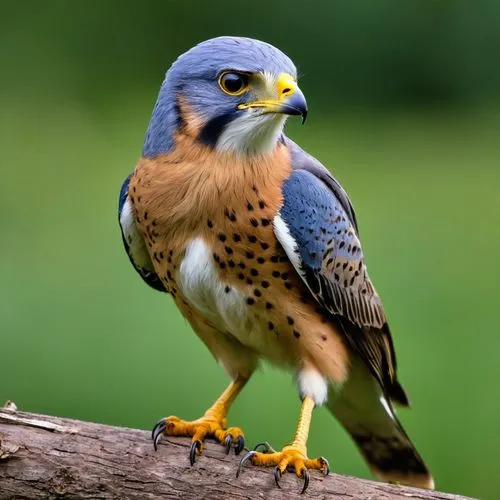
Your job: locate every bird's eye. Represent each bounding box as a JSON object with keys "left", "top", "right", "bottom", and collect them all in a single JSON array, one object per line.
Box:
[{"left": 218, "top": 72, "right": 249, "bottom": 95}]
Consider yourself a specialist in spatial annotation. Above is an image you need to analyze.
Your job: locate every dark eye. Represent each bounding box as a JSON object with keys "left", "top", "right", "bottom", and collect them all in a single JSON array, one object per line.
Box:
[{"left": 218, "top": 72, "right": 249, "bottom": 95}]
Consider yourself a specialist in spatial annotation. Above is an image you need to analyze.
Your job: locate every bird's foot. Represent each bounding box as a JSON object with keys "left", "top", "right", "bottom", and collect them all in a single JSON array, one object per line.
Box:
[
  {"left": 152, "top": 415, "right": 244, "bottom": 464},
  {"left": 237, "top": 443, "right": 329, "bottom": 494}
]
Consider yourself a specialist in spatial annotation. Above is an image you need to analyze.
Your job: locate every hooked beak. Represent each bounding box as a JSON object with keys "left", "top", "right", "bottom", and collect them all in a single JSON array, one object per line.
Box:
[{"left": 238, "top": 73, "right": 308, "bottom": 124}]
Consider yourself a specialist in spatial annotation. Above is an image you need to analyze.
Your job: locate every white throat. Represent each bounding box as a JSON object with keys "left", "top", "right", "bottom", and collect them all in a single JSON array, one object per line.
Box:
[{"left": 215, "top": 113, "right": 287, "bottom": 156}]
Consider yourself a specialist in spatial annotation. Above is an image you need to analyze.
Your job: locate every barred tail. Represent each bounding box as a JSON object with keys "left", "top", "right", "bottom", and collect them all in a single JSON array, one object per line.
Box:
[{"left": 328, "top": 359, "right": 434, "bottom": 489}]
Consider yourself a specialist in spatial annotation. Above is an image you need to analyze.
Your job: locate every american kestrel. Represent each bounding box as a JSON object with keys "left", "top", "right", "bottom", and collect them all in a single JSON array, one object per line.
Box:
[{"left": 118, "top": 36, "right": 433, "bottom": 493}]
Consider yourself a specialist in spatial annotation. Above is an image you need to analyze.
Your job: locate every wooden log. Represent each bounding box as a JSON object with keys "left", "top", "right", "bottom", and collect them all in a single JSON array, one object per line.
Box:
[{"left": 0, "top": 407, "right": 472, "bottom": 499}]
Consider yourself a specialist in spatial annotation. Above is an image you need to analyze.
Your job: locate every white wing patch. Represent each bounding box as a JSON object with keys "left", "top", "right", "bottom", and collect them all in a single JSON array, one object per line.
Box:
[
  {"left": 119, "top": 197, "right": 153, "bottom": 270},
  {"left": 273, "top": 214, "right": 303, "bottom": 272}
]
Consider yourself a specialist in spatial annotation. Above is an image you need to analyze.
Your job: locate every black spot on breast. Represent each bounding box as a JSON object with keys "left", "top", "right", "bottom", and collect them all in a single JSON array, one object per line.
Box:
[
  {"left": 260, "top": 242, "right": 270, "bottom": 250},
  {"left": 238, "top": 262, "right": 246, "bottom": 269},
  {"left": 261, "top": 218, "right": 270, "bottom": 227},
  {"left": 218, "top": 233, "right": 227, "bottom": 242},
  {"left": 248, "top": 235, "right": 257, "bottom": 243},
  {"left": 247, "top": 297, "right": 255, "bottom": 305},
  {"left": 268, "top": 321, "right": 275, "bottom": 331},
  {"left": 246, "top": 278, "right": 253, "bottom": 285},
  {"left": 254, "top": 289, "right": 262, "bottom": 297},
  {"left": 293, "top": 330, "right": 301, "bottom": 338},
  {"left": 225, "top": 208, "right": 237, "bottom": 222},
  {"left": 257, "top": 257, "right": 265, "bottom": 264},
  {"left": 281, "top": 272, "right": 289, "bottom": 280},
  {"left": 258, "top": 200, "right": 266, "bottom": 209},
  {"left": 285, "top": 282, "right": 293, "bottom": 290},
  {"left": 247, "top": 202, "right": 254, "bottom": 211},
  {"left": 224, "top": 246, "right": 233, "bottom": 255},
  {"left": 207, "top": 219, "right": 214, "bottom": 228},
  {"left": 228, "top": 260, "right": 235, "bottom": 268},
  {"left": 224, "top": 286, "right": 231, "bottom": 293},
  {"left": 287, "top": 316, "right": 295, "bottom": 325},
  {"left": 219, "top": 262, "right": 226, "bottom": 270},
  {"left": 233, "top": 233, "right": 241, "bottom": 242},
  {"left": 265, "top": 302, "right": 274, "bottom": 309},
  {"left": 213, "top": 253, "right": 220, "bottom": 262},
  {"left": 261, "top": 280, "right": 270, "bottom": 288},
  {"left": 237, "top": 273, "right": 245, "bottom": 280},
  {"left": 272, "top": 270, "right": 280, "bottom": 278},
  {"left": 321, "top": 334, "right": 327, "bottom": 341},
  {"left": 245, "top": 250, "right": 254, "bottom": 259},
  {"left": 250, "top": 268, "right": 259, "bottom": 276},
  {"left": 270, "top": 255, "right": 279, "bottom": 263}
]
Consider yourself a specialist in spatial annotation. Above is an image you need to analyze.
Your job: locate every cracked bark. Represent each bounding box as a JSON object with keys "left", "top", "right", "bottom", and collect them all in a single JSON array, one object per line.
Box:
[{"left": 0, "top": 409, "right": 473, "bottom": 499}]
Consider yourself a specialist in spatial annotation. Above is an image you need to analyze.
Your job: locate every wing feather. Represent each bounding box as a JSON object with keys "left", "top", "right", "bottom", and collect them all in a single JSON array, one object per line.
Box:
[
  {"left": 276, "top": 144, "right": 407, "bottom": 405},
  {"left": 119, "top": 175, "right": 165, "bottom": 292}
]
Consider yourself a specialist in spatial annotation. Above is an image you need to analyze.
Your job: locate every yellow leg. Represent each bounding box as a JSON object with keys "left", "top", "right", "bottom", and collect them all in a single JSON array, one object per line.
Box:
[
  {"left": 286, "top": 395, "right": 315, "bottom": 456},
  {"left": 237, "top": 396, "right": 329, "bottom": 494},
  {"left": 152, "top": 376, "right": 248, "bottom": 463}
]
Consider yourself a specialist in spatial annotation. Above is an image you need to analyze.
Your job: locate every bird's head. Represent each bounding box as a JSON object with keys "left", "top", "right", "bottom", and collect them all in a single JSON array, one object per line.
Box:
[{"left": 143, "top": 37, "right": 307, "bottom": 158}]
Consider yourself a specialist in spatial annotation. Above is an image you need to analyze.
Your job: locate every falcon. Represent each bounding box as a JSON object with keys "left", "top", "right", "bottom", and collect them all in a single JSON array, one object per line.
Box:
[{"left": 118, "top": 36, "right": 433, "bottom": 492}]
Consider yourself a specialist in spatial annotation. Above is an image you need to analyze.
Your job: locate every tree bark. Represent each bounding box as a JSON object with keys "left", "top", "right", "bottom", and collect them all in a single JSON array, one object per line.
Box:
[{"left": 0, "top": 407, "right": 471, "bottom": 499}]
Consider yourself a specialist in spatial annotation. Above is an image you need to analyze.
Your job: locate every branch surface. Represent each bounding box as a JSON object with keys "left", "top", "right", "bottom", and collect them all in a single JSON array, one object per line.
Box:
[{"left": 0, "top": 408, "right": 472, "bottom": 499}]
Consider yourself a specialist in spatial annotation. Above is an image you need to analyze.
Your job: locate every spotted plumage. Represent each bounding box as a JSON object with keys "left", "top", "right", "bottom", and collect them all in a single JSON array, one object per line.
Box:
[{"left": 118, "top": 36, "right": 433, "bottom": 491}]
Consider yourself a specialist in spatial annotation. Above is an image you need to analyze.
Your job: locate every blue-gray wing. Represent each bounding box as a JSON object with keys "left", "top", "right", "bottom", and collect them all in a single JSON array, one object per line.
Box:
[
  {"left": 276, "top": 142, "right": 407, "bottom": 404},
  {"left": 118, "top": 175, "right": 165, "bottom": 292}
]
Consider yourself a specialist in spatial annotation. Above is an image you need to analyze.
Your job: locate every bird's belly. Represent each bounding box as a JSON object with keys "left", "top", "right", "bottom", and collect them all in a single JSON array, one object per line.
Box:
[{"left": 177, "top": 237, "right": 290, "bottom": 365}]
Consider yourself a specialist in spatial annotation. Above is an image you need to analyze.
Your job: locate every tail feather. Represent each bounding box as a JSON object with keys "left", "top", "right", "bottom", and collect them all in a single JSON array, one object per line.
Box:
[{"left": 328, "top": 359, "right": 434, "bottom": 489}]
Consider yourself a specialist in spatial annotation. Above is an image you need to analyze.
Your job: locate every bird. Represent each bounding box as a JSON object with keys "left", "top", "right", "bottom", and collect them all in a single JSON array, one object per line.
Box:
[{"left": 118, "top": 36, "right": 434, "bottom": 493}]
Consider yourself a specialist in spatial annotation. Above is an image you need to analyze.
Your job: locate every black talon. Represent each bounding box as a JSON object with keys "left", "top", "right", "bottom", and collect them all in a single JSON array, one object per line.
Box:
[
  {"left": 301, "top": 469, "right": 310, "bottom": 495},
  {"left": 224, "top": 435, "right": 233, "bottom": 455},
  {"left": 253, "top": 441, "right": 274, "bottom": 453},
  {"left": 274, "top": 466, "right": 282, "bottom": 488},
  {"left": 235, "top": 435, "right": 245, "bottom": 455},
  {"left": 236, "top": 450, "right": 256, "bottom": 478},
  {"left": 152, "top": 419, "right": 167, "bottom": 451},
  {"left": 320, "top": 456, "right": 330, "bottom": 475},
  {"left": 189, "top": 440, "right": 201, "bottom": 466}
]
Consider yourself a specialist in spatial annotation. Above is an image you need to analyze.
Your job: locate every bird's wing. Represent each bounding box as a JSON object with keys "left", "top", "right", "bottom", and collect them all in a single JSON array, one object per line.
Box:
[
  {"left": 275, "top": 140, "right": 407, "bottom": 405},
  {"left": 118, "top": 175, "right": 165, "bottom": 292}
]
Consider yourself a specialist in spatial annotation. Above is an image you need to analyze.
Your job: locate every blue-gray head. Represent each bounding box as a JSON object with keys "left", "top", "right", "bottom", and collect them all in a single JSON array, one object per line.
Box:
[{"left": 143, "top": 36, "right": 307, "bottom": 158}]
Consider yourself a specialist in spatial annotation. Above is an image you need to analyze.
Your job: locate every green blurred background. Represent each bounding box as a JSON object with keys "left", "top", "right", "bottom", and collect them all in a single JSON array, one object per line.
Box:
[{"left": 1, "top": 1, "right": 499, "bottom": 498}]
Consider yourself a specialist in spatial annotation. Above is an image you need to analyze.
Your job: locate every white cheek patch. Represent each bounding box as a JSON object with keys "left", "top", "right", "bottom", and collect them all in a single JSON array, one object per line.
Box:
[
  {"left": 298, "top": 369, "right": 328, "bottom": 406},
  {"left": 216, "top": 113, "right": 286, "bottom": 156}
]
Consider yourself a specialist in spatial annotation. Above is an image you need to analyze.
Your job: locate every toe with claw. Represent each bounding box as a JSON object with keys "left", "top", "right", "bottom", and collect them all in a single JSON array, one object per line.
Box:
[
  {"left": 151, "top": 415, "right": 245, "bottom": 464},
  {"left": 237, "top": 445, "right": 329, "bottom": 494}
]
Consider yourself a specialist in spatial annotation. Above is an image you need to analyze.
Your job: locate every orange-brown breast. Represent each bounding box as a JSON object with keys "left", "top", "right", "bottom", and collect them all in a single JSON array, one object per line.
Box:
[{"left": 130, "top": 135, "right": 349, "bottom": 383}]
